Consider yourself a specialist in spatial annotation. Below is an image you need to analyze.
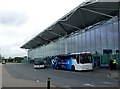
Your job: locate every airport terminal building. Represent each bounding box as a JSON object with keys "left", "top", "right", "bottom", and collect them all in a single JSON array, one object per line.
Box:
[{"left": 21, "top": 1, "right": 120, "bottom": 68}]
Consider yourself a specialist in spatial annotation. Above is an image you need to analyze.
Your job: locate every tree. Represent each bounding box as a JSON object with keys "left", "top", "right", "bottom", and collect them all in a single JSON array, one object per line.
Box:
[{"left": 14, "top": 57, "right": 24, "bottom": 63}]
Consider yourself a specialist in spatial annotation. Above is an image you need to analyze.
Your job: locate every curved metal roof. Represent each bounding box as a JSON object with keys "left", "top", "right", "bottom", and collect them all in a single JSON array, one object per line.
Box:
[{"left": 21, "top": 1, "right": 120, "bottom": 49}]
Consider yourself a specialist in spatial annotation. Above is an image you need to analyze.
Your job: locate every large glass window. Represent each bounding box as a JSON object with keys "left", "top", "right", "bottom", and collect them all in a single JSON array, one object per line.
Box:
[
  {"left": 50, "top": 43, "right": 53, "bottom": 56},
  {"left": 81, "top": 32, "right": 86, "bottom": 52},
  {"left": 106, "top": 23, "right": 114, "bottom": 51},
  {"left": 74, "top": 35, "right": 78, "bottom": 52},
  {"left": 63, "top": 39, "right": 67, "bottom": 54},
  {"left": 28, "top": 16, "right": 119, "bottom": 61},
  {"left": 71, "top": 36, "right": 75, "bottom": 53},
  {"left": 60, "top": 40, "right": 63, "bottom": 54},
  {"left": 54, "top": 42, "right": 56, "bottom": 55},
  {"left": 42, "top": 46, "right": 44, "bottom": 57},
  {"left": 44, "top": 45, "right": 47, "bottom": 56},
  {"left": 59, "top": 40, "right": 62, "bottom": 54},
  {"left": 61, "top": 39, "right": 65, "bottom": 54},
  {"left": 101, "top": 25, "right": 107, "bottom": 50},
  {"left": 47, "top": 45, "right": 49, "bottom": 56},
  {"left": 113, "top": 21, "right": 118, "bottom": 50},
  {"left": 119, "top": 19, "right": 120, "bottom": 50},
  {"left": 95, "top": 27, "right": 101, "bottom": 52},
  {"left": 86, "top": 31, "right": 90, "bottom": 52},
  {"left": 67, "top": 37, "right": 71, "bottom": 53},
  {"left": 39, "top": 47, "right": 42, "bottom": 57},
  {"left": 77, "top": 34, "right": 79, "bottom": 52},
  {"left": 78, "top": 34, "right": 82, "bottom": 52},
  {"left": 90, "top": 29, "right": 95, "bottom": 52},
  {"left": 57, "top": 41, "right": 60, "bottom": 55},
  {"left": 52, "top": 43, "right": 55, "bottom": 56},
  {"left": 56, "top": 41, "right": 59, "bottom": 55},
  {"left": 55, "top": 42, "right": 58, "bottom": 55}
]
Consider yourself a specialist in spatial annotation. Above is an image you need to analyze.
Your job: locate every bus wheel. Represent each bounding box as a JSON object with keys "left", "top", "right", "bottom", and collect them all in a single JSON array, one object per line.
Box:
[{"left": 71, "top": 65, "right": 75, "bottom": 71}]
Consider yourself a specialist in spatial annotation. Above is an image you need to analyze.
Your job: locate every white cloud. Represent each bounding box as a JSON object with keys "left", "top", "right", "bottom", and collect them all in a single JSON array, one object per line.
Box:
[
  {"left": 0, "top": 0, "right": 85, "bottom": 58},
  {"left": 0, "top": 11, "right": 27, "bottom": 26}
]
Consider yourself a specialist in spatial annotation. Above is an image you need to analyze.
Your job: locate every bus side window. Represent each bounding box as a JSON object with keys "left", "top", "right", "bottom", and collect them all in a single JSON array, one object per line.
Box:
[
  {"left": 80, "top": 55, "right": 84, "bottom": 64},
  {"left": 76, "top": 55, "right": 79, "bottom": 64},
  {"left": 79, "top": 55, "right": 81, "bottom": 64}
]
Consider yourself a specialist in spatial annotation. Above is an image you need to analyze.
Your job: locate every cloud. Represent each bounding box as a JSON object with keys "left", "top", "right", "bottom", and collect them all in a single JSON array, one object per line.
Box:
[
  {"left": 0, "top": 0, "right": 85, "bottom": 58},
  {"left": 0, "top": 11, "right": 28, "bottom": 26},
  {"left": 0, "top": 44, "right": 27, "bottom": 58}
]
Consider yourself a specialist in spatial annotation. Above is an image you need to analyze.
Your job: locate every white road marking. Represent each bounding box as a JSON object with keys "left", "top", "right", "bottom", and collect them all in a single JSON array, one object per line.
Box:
[
  {"left": 83, "top": 83, "right": 95, "bottom": 87},
  {"left": 7, "top": 71, "right": 11, "bottom": 78},
  {"left": 65, "top": 85, "right": 72, "bottom": 89},
  {"left": 107, "top": 74, "right": 111, "bottom": 78},
  {"left": 35, "top": 80, "right": 46, "bottom": 86},
  {"left": 50, "top": 84, "right": 56, "bottom": 87},
  {"left": 101, "top": 82, "right": 112, "bottom": 85},
  {"left": 35, "top": 79, "right": 55, "bottom": 87},
  {"left": 36, "top": 80, "right": 40, "bottom": 82}
]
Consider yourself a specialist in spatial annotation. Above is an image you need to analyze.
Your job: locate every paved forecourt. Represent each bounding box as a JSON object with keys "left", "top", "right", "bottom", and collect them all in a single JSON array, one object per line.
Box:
[{"left": 2, "top": 64, "right": 46, "bottom": 87}]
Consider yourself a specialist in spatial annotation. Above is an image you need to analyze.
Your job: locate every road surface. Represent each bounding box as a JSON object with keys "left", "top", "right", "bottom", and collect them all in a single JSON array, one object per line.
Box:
[{"left": 2, "top": 63, "right": 119, "bottom": 88}]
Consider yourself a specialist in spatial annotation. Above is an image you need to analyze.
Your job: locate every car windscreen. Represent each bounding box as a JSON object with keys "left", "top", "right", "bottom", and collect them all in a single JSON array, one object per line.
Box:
[{"left": 34, "top": 60, "right": 44, "bottom": 65}]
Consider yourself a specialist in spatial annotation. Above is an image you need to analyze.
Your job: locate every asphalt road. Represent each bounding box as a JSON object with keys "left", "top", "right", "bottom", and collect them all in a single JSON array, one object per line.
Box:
[{"left": 2, "top": 63, "right": 118, "bottom": 88}]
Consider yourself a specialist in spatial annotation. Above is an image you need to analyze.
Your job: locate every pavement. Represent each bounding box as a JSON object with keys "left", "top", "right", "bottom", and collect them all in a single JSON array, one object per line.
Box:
[
  {"left": 93, "top": 67, "right": 119, "bottom": 80},
  {"left": 2, "top": 64, "right": 46, "bottom": 87}
]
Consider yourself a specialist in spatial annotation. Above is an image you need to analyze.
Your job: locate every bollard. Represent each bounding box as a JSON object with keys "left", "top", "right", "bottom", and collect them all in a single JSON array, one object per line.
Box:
[{"left": 47, "top": 77, "right": 50, "bottom": 89}]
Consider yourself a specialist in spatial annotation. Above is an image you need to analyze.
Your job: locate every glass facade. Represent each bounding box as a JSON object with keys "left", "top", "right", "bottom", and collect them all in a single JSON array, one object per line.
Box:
[{"left": 28, "top": 16, "right": 119, "bottom": 66}]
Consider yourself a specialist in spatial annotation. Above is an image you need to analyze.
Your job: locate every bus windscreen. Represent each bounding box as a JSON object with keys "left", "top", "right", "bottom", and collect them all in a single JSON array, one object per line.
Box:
[{"left": 80, "top": 55, "right": 92, "bottom": 64}]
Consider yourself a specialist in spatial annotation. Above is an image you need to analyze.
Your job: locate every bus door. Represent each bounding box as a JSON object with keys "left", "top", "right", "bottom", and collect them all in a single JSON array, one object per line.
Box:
[
  {"left": 76, "top": 54, "right": 80, "bottom": 64},
  {"left": 74, "top": 54, "right": 82, "bottom": 70}
]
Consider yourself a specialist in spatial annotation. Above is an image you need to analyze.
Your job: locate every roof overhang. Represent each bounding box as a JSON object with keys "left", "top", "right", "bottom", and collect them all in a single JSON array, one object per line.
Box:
[{"left": 21, "top": 1, "right": 120, "bottom": 49}]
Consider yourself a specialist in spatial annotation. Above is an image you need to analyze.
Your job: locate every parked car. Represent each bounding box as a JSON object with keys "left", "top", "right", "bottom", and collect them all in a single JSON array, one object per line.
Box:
[
  {"left": 2, "top": 61, "right": 6, "bottom": 64},
  {"left": 34, "top": 58, "right": 45, "bottom": 69}
]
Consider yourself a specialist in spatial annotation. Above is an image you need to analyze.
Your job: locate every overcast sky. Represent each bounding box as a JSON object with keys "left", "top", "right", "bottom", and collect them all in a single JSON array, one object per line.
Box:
[{"left": 0, "top": 0, "right": 85, "bottom": 58}]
